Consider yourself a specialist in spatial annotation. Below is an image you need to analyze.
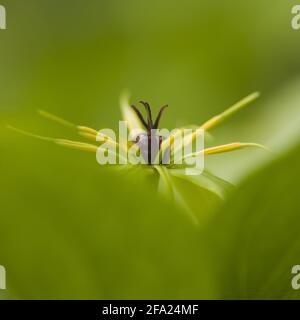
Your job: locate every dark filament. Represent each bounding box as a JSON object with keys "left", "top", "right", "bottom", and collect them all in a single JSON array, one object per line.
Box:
[
  {"left": 131, "top": 101, "right": 168, "bottom": 132},
  {"left": 131, "top": 101, "right": 168, "bottom": 164}
]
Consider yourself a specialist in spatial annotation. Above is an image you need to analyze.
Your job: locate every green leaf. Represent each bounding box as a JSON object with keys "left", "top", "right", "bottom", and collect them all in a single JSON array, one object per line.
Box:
[
  {"left": 198, "top": 142, "right": 300, "bottom": 299},
  {"left": 167, "top": 170, "right": 224, "bottom": 225},
  {"left": 169, "top": 168, "right": 233, "bottom": 200}
]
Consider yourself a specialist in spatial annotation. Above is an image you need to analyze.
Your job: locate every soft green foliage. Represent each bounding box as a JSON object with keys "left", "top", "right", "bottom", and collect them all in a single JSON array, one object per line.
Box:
[
  {"left": 1, "top": 0, "right": 300, "bottom": 300},
  {"left": 1, "top": 135, "right": 300, "bottom": 299},
  {"left": 198, "top": 143, "right": 300, "bottom": 299}
]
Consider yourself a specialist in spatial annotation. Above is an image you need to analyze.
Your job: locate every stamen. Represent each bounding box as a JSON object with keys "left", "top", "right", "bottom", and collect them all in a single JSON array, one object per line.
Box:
[{"left": 38, "top": 109, "right": 75, "bottom": 128}]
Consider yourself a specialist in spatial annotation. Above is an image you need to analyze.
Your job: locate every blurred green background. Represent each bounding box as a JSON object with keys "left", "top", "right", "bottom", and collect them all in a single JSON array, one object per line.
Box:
[{"left": 1, "top": 0, "right": 300, "bottom": 299}]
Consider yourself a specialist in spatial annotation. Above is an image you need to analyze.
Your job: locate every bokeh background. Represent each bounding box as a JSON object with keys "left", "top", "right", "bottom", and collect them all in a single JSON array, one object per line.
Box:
[{"left": 1, "top": 0, "right": 300, "bottom": 299}]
